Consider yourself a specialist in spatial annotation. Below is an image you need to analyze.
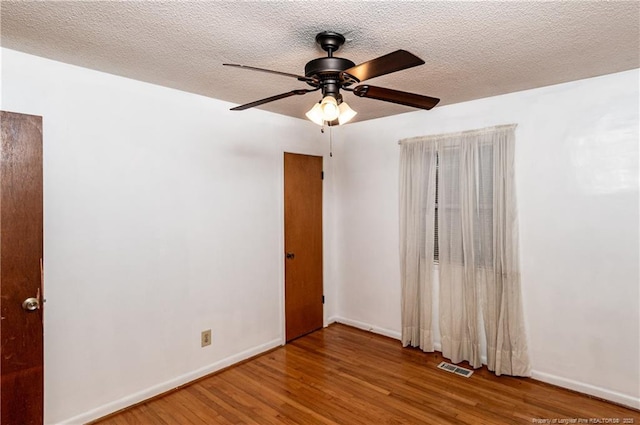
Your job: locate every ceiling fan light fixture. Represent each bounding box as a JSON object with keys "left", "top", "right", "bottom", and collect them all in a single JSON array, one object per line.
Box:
[
  {"left": 320, "top": 95, "right": 340, "bottom": 121},
  {"left": 338, "top": 101, "right": 357, "bottom": 125},
  {"left": 306, "top": 97, "right": 357, "bottom": 126}
]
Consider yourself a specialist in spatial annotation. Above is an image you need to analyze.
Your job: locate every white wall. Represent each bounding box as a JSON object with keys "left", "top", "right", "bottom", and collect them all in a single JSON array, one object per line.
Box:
[
  {"left": 332, "top": 69, "right": 640, "bottom": 408},
  {"left": 1, "top": 48, "right": 338, "bottom": 424}
]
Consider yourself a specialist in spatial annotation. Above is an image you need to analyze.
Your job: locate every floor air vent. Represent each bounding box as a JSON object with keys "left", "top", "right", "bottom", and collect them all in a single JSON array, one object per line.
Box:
[{"left": 437, "top": 361, "right": 473, "bottom": 378}]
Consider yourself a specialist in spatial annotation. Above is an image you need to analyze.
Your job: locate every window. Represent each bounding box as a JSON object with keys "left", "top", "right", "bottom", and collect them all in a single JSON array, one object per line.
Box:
[{"left": 432, "top": 144, "right": 494, "bottom": 267}]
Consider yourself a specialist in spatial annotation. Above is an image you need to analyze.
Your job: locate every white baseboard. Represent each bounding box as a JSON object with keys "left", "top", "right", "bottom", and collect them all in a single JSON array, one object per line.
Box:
[
  {"left": 329, "top": 316, "right": 402, "bottom": 340},
  {"left": 58, "top": 338, "right": 283, "bottom": 425},
  {"left": 531, "top": 370, "right": 640, "bottom": 410},
  {"left": 330, "top": 316, "right": 640, "bottom": 410}
]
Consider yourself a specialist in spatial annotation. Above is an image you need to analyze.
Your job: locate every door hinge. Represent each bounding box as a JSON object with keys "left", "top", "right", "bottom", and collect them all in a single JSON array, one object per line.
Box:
[
  {"left": 322, "top": 295, "right": 325, "bottom": 304},
  {"left": 321, "top": 171, "right": 324, "bottom": 180}
]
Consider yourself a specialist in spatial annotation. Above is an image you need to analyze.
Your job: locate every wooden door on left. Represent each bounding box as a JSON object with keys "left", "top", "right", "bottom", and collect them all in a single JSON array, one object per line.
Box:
[{"left": 1, "top": 111, "right": 44, "bottom": 425}]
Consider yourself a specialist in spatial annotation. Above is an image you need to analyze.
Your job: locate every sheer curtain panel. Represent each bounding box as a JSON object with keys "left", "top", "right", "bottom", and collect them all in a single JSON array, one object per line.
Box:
[
  {"left": 482, "top": 126, "right": 530, "bottom": 376},
  {"left": 399, "top": 125, "right": 530, "bottom": 377},
  {"left": 399, "top": 140, "right": 437, "bottom": 351}
]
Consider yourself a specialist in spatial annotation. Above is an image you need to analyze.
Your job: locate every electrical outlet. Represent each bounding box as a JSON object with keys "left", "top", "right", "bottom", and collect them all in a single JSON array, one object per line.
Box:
[{"left": 201, "top": 329, "right": 211, "bottom": 347}]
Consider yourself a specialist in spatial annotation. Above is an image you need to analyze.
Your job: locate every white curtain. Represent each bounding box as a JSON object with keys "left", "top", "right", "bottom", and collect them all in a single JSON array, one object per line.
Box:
[
  {"left": 399, "top": 140, "right": 437, "bottom": 351},
  {"left": 399, "top": 124, "right": 530, "bottom": 377}
]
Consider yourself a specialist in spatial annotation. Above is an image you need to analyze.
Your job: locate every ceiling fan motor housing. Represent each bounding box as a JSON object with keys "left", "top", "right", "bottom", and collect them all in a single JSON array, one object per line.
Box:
[
  {"left": 305, "top": 57, "right": 357, "bottom": 97},
  {"left": 304, "top": 57, "right": 356, "bottom": 78}
]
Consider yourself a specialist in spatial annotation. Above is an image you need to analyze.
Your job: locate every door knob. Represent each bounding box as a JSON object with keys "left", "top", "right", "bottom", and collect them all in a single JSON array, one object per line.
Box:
[
  {"left": 286, "top": 252, "right": 295, "bottom": 259},
  {"left": 22, "top": 287, "right": 40, "bottom": 312},
  {"left": 22, "top": 297, "right": 40, "bottom": 311}
]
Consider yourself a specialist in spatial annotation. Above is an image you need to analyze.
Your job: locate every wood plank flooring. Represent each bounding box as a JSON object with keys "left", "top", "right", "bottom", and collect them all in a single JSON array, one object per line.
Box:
[{"left": 94, "top": 324, "right": 640, "bottom": 424}]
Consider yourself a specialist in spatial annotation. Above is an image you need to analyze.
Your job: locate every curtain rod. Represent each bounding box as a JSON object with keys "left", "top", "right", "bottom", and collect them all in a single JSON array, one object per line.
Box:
[{"left": 398, "top": 124, "right": 517, "bottom": 145}]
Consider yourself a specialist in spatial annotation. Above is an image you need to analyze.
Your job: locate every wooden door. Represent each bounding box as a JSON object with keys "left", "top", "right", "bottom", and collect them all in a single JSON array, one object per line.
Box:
[
  {"left": 1, "top": 111, "right": 44, "bottom": 425},
  {"left": 284, "top": 153, "right": 323, "bottom": 342}
]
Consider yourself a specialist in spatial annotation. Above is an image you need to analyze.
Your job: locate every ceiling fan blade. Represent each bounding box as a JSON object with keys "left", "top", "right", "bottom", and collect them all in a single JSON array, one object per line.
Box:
[
  {"left": 223, "top": 63, "right": 317, "bottom": 84},
  {"left": 343, "top": 50, "right": 425, "bottom": 82},
  {"left": 230, "top": 89, "right": 316, "bottom": 111},
  {"left": 353, "top": 85, "right": 440, "bottom": 110}
]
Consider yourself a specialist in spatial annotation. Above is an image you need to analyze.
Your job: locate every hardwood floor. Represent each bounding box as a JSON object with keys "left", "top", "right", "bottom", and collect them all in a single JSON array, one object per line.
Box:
[{"left": 94, "top": 324, "right": 639, "bottom": 424}]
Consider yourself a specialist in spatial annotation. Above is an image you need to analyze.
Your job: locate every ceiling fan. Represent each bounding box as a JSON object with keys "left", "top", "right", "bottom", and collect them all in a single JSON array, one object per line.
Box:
[{"left": 224, "top": 31, "right": 440, "bottom": 125}]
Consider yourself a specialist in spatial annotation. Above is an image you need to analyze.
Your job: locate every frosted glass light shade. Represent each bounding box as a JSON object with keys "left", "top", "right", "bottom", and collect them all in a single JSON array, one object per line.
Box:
[
  {"left": 305, "top": 102, "right": 324, "bottom": 126},
  {"left": 338, "top": 101, "right": 357, "bottom": 125}
]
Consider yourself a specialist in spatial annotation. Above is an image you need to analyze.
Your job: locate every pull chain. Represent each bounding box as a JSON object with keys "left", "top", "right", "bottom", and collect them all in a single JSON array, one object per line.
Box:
[
  {"left": 329, "top": 125, "right": 333, "bottom": 157},
  {"left": 321, "top": 123, "right": 334, "bottom": 157}
]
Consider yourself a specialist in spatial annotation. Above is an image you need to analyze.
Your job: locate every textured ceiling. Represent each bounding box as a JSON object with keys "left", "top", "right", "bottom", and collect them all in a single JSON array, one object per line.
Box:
[{"left": 1, "top": 1, "right": 639, "bottom": 123}]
